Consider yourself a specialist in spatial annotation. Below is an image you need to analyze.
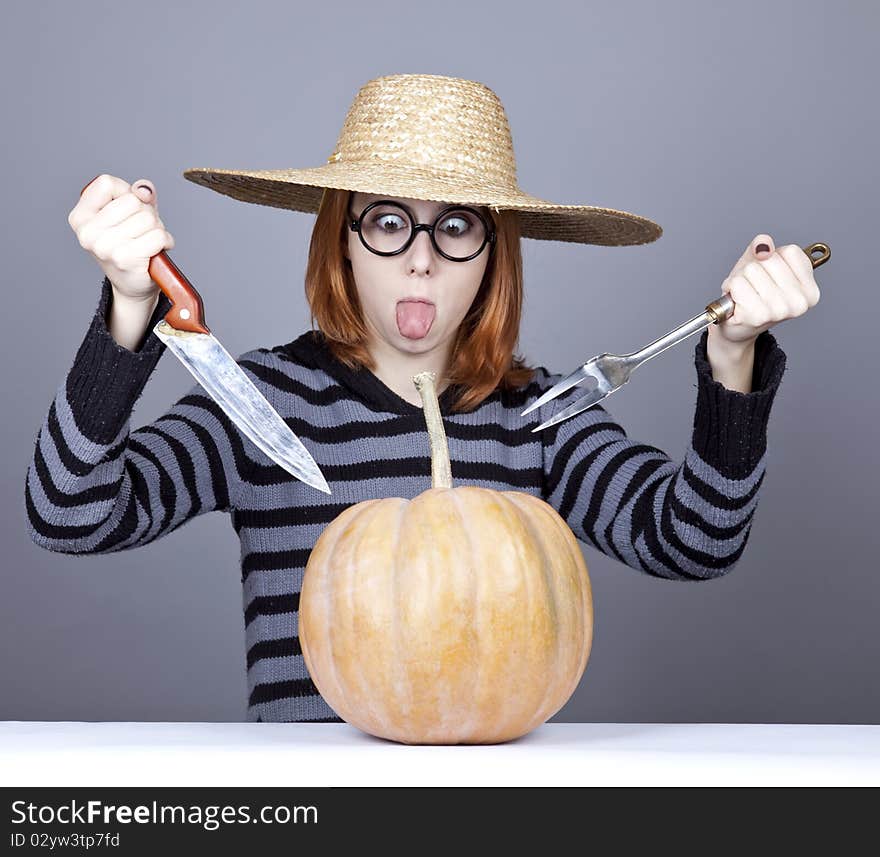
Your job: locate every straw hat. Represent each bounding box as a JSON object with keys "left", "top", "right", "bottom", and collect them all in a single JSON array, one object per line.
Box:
[{"left": 182, "top": 73, "right": 662, "bottom": 246}]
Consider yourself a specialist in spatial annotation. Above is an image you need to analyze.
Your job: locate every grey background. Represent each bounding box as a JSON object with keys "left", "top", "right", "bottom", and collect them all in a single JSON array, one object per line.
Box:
[{"left": 2, "top": 0, "right": 877, "bottom": 724}]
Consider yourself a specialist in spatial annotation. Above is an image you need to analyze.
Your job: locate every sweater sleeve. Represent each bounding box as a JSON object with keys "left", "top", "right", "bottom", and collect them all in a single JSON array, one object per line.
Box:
[
  {"left": 540, "top": 327, "right": 786, "bottom": 581},
  {"left": 24, "top": 277, "right": 253, "bottom": 555}
]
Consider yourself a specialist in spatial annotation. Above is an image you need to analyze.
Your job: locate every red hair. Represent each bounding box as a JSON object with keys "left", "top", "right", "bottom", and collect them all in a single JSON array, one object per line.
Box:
[{"left": 303, "top": 188, "right": 537, "bottom": 412}]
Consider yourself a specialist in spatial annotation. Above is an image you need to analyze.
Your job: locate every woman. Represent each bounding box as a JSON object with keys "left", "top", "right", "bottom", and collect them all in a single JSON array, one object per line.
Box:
[{"left": 25, "top": 74, "right": 820, "bottom": 723}]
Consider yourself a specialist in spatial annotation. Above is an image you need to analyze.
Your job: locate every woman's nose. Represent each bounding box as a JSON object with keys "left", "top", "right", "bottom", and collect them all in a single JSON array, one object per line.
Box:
[{"left": 407, "top": 228, "right": 437, "bottom": 268}]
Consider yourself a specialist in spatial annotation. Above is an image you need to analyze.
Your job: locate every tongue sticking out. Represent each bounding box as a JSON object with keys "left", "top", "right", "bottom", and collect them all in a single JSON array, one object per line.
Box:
[{"left": 396, "top": 301, "right": 436, "bottom": 340}]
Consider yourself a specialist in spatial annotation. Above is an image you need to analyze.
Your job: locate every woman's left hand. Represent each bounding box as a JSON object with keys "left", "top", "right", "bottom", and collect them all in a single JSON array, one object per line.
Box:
[{"left": 709, "top": 233, "right": 822, "bottom": 348}]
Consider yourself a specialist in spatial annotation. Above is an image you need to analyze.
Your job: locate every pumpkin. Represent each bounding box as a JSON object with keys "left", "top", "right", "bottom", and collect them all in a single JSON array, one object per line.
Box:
[{"left": 299, "top": 370, "right": 593, "bottom": 745}]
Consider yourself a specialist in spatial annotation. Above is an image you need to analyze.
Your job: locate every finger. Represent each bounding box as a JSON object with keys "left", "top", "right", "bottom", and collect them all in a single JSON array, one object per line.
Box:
[
  {"left": 753, "top": 252, "right": 811, "bottom": 315},
  {"left": 778, "top": 244, "right": 821, "bottom": 305},
  {"left": 81, "top": 179, "right": 158, "bottom": 235},
  {"left": 78, "top": 193, "right": 154, "bottom": 248},
  {"left": 742, "top": 259, "right": 795, "bottom": 321},
  {"left": 70, "top": 174, "right": 132, "bottom": 229},
  {"left": 731, "top": 233, "right": 775, "bottom": 274},
  {"left": 725, "top": 273, "right": 764, "bottom": 326},
  {"left": 90, "top": 209, "right": 162, "bottom": 260},
  {"left": 132, "top": 179, "right": 157, "bottom": 207},
  {"left": 112, "top": 209, "right": 163, "bottom": 241},
  {"left": 126, "top": 227, "right": 174, "bottom": 262},
  {"left": 100, "top": 227, "right": 170, "bottom": 270}
]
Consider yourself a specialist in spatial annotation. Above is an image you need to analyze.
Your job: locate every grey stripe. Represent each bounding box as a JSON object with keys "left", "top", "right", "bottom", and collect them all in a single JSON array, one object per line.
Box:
[
  {"left": 675, "top": 450, "right": 763, "bottom": 526},
  {"left": 634, "top": 530, "right": 682, "bottom": 580},
  {"left": 246, "top": 607, "right": 301, "bottom": 644},
  {"left": 26, "top": 457, "right": 116, "bottom": 527},
  {"left": 544, "top": 423, "right": 633, "bottom": 499},
  {"left": 246, "top": 653, "right": 309, "bottom": 682},
  {"left": 653, "top": 479, "right": 745, "bottom": 577},
  {"left": 256, "top": 693, "right": 338, "bottom": 723},
  {"left": 686, "top": 445, "right": 768, "bottom": 494},
  {"left": 669, "top": 502, "right": 751, "bottom": 555},
  {"left": 606, "top": 462, "right": 680, "bottom": 562},
  {"left": 38, "top": 419, "right": 121, "bottom": 487},
  {"left": 581, "top": 445, "right": 675, "bottom": 557},
  {"left": 27, "top": 413, "right": 136, "bottom": 553}
]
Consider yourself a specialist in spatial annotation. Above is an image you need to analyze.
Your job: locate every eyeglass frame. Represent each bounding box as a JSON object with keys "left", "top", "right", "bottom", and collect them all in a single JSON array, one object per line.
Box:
[{"left": 348, "top": 199, "right": 497, "bottom": 263}]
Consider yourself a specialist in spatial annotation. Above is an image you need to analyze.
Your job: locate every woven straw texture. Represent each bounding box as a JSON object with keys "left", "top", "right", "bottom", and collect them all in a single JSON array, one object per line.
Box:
[{"left": 183, "top": 73, "right": 662, "bottom": 247}]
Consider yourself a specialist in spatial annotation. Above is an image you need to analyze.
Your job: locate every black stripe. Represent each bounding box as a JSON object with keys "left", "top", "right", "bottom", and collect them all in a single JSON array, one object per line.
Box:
[
  {"left": 25, "top": 440, "right": 159, "bottom": 551},
  {"left": 123, "top": 457, "right": 153, "bottom": 535},
  {"left": 227, "top": 452, "right": 543, "bottom": 497},
  {"left": 453, "top": 459, "right": 542, "bottom": 488},
  {"left": 352, "top": 413, "right": 554, "bottom": 452},
  {"left": 556, "top": 439, "right": 620, "bottom": 527},
  {"left": 247, "top": 636, "right": 303, "bottom": 669},
  {"left": 92, "top": 482, "right": 142, "bottom": 552},
  {"left": 155, "top": 411, "right": 230, "bottom": 509},
  {"left": 580, "top": 444, "right": 669, "bottom": 548},
  {"left": 682, "top": 459, "right": 765, "bottom": 510},
  {"left": 137, "top": 426, "right": 201, "bottom": 518},
  {"left": 670, "top": 491, "right": 754, "bottom": 541},
  {"left": 232, "top": 459, "right": 543, "bottom": 533},
  {"left": 249, "top": 677, "right": 322, "bottom": 706},
  {"left": 103, "top": 437, "right": 128, "bottom": 463},
  {"left": 233, "top": 501, "right": 355, "bottom": 532},
  {"left": 47, "top": 402, "right": 97, "bottom": 478},
  {"left": 242, "top": 549, "right": 312, "bottom": 581},
  {"left": 34, "top": 435, "right": 123, "bottom": 508},
  {"left": 498, "top": 379, "right": 550, "bottom": 410},
  {"left": 602, "top": 457, "right": 671, "bottom": 565},
  {"left": 25, "top": 477, "right": 116, "bottom": 542},
  {"left": 658, "top": 479, "right": 750, "bottom": 573},
  {"left": 239, "top": 358, "right": 346, "bottom": 407},
  {"left": 545, "top": 421, "right": 626, "bottom": 497},
  {"left": 631, "top": 477, "right": 705, "bottom": 580},
  {"left": 253, "top": 712, "right": 343, "bottom": 723},
  {"left": 245, "top": 593, "right": 300, "bottom": 627},
  {"left": 128, "top": 438, "right": 176, "bottom": 538}
]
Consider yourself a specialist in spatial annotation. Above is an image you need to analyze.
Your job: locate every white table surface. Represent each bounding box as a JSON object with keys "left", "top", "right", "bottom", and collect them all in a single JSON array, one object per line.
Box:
[{"left": 2, "top": 721, "right": 878, "bottom": 786}]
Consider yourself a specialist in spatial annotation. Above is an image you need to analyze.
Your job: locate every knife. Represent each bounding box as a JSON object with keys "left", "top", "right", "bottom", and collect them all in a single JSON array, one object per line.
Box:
[{"left": 80, "top": 178, "right": 331, "bottom": 495}]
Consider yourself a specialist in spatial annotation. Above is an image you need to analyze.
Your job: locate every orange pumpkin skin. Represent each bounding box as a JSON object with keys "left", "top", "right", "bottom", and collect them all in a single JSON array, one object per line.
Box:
[{"left": 299, "top": 484, "right": 593, "bottom": 745}]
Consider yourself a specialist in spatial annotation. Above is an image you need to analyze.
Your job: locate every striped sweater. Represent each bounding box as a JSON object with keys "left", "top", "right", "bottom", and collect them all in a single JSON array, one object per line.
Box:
[{"left": 25, "top": 277, "right": 787, "bottom": 722}]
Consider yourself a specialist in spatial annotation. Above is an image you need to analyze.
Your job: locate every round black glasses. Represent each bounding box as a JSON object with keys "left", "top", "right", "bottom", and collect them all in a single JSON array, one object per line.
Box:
[{"left": 348, "top": 200, "right": 496, "bottom": 263}]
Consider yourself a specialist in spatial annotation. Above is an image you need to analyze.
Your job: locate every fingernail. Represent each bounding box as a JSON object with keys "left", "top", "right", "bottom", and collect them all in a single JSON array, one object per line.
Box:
[{"left": 755, "top": 243, "right": 770, "bottom": 254}]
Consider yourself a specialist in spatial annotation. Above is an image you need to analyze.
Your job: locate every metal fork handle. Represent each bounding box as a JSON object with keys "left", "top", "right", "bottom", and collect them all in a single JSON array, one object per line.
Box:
[{"left": 623, "top": 241, "right": 831, "bottom": 370}]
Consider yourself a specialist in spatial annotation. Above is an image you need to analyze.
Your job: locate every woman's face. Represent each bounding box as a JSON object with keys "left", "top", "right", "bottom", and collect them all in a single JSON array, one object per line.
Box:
[{"left": 345, "top": 191, "right": 492, "bottom": 358}]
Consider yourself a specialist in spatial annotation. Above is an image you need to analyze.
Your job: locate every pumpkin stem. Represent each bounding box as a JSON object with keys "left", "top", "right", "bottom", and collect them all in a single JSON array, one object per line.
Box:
[{"left": 412, "top": 371, "right": 453, "bottom": 490}]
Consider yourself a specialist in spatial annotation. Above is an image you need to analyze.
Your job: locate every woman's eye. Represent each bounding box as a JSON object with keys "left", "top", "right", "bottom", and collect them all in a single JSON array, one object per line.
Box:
[
  {"left": 439, "top": 215, "right": 471, "bottom": 236},
  {"left": 374, "top": 213, "right": 405, "bottom": 231}
]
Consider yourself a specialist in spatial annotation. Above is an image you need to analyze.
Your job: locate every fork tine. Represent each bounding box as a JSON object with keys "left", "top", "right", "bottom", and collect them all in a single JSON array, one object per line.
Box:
[
  {"left": 520, "top": 363, "right": 598, "bottom": 417},
  {"left": 530, "top": 386, "right": 611, "bottom": 432}
]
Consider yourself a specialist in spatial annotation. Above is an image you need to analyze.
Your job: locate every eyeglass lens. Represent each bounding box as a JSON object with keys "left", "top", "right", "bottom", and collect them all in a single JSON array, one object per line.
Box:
[{"left": 359, "top": 203, "right": 488, "bottom": 260}]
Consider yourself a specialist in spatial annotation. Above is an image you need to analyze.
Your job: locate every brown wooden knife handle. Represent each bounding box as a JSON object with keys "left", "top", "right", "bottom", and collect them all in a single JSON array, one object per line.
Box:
[
  {"left": 147, "top": 251, "right": 209, "bottom": 334},
  {"left": 79, "top": 175, "right": 210, "bottom": 335}
]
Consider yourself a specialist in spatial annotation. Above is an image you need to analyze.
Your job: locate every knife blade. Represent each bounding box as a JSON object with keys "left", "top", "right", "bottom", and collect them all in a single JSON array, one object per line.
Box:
[{"left": 80, "top": 179, "right": 331, "bottom": 495}]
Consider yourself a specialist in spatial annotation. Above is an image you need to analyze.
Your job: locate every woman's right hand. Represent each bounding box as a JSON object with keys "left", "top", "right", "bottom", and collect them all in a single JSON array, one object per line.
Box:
[{"left": 69, "top": 174, "right": 175, "bottom": 303}]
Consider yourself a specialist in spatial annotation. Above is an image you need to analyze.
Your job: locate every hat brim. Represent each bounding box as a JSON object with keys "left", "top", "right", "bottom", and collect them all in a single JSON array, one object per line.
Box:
[{"left": 182, "top": 163, "right": 662, "bottom": 246}]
